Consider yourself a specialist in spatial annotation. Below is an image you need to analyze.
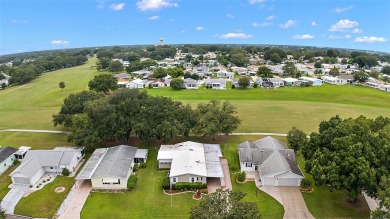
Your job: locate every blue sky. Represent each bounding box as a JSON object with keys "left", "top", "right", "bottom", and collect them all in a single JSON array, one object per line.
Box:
[{"left": 1, "top": 0, "right": 390, "bottom": 55}]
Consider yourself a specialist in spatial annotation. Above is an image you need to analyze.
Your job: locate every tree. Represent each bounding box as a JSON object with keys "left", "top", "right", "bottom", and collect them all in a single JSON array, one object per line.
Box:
[
  {"left": 108, "top": 60, "right": 123, "bottom": 73},
  {"left": 369, "top": 69, "right": 379, "bottom": 79},
  {"left": 329, "top": 67, "right": 340, "bottom": 77},
  {"left": 88, "top": 74, "right": 118, "bottom": 94},
  {"left": 314, "top": 69, "right": 323, "bottom": 75},
  {"left": 190, "top": 189, "right": 261, "bottom": 219},
  {"left": 302, "top": 115, "right": 390, "bottom": 202},
  {"left": 195, "top": 100, "right": 241, "bottom": 140},
  {"left": 170, "top": 78, "right": 184, "bottom": 90},
  {"left": 371, "top": 177, "right": 390, "bottom": 219},
  {"left": 59, "top": 81, "right": 65, "bottom": 90},
  {"left": 62, "top": 168, "right": 70, "bottom": 176},
  {"left": 256, "top": 66, "right": 273, "bottom": 78},
  {"left": 152, "top": 68, "right": 167, "bottom": 78},
  {"left": 353, "top": 70, "right": 368, "bottom": 83},
  {"left": 229, "top": 53, "right": 249, "bottom": 67},
  {"left": 270, "top": 53, "right": 282, "bottom": 64},
  {"left": 287, "top": 127, "right": 307, "bottom": 153},
  {"left": 67, "top": 113, "right": 100, "bottom": 150},
  {"left": 1, "top": 83, "right": 6, "bottom": 90},
  {"left": 381, "top": 66, "right": 390, "bottom": 75},
  {"left": 282, "top": 61, "right": 299, "bottom": 77},
  {"left": 314, "top": 62, "right": 322, "bottom": 68},
  {"left": 53, "top": 91, "right": 104, "bottom": 128},
  {"left": 238, "top": 77, "right": 250, "bottom": 88},
  {"left": 96, "top": 57, "right": 111, "bottom": 71}
]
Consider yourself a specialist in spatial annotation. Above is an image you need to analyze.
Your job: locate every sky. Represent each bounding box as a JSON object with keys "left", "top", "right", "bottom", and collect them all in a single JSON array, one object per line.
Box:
[{"left": 1, "top": 0, "right": 390, "bottom": 55}]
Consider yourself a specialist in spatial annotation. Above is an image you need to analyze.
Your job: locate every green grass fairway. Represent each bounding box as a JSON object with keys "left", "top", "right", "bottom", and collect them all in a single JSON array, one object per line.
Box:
[
  {"left": 15, "top": 176, "right": 75, "bottom": 218},
  {"left": 0, "top": 58, "right": 99, "bottom": 130},
  {"left": 0, "top": 132, "right": 70, "bottom": 149}
]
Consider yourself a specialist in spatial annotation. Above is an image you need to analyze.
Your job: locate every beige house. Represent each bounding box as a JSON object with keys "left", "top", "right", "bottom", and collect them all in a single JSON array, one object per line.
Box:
[
  {"left": 76, "top": 145, "right": 148, "bottom": 189},
  {"left": 157, "top": 141, "right": 224, "bottom": 186}
]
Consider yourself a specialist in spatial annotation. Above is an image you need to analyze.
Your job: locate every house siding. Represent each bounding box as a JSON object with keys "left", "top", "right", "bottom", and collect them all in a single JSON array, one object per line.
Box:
[
  {"left": 91, "top": 177, "right": 128, "bottom": 189},
  {"left": 173, "top": 174, "right": 207, "bottom": 184},
  {"left": 0, "top": 155, "right": 15, "bottom": 175},
  {"left": 240, "top": 162, "right": 255, "bottom": 171}
]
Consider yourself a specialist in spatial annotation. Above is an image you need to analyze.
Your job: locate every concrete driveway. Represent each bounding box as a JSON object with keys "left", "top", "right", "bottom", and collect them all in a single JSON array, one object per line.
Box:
[
  {"left": 1, "top": 185, "right": 30, "bottom": 214},
  {"left": 279, "top": 187, "right": 314, "bottom": 219},
  {"left": 58, "top": 180, "right": 92, "bottom": 219}
]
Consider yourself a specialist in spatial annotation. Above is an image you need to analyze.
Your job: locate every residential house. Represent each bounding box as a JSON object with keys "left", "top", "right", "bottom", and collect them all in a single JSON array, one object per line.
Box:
[
  {"left": 0, "top": 147, "right": 18, "bottom": 175},
  {"left": 126, "top": 79, "right": 147, "bottom": 89},
  {"left": 216, "top": 70, "right": 234, "bottom": 79},
  {"left": 157, "top": 141, "right": 224, "bottom": 186},
  {"left": 282, "top": 78, "right": 305, "bottom": 87},
  {"left": 10, "top": 147, "right": 85, "bottom": 186},
  {"left": 321, "top": 76, "right": 347, "bottom": 85},
  {"left": 299, "top": 77, "right": 323, "bottom": 86},
  {"left": 205, "top": 79, "right": 227, "bottom": 89},
  {"left": 0, "top": 73, "right": 11, "bottom": 86},
  {"left": 183, "top": 78, "right": 201, "bottom": 89},
  {"left": 76, "top": 145, "right": 148, "bottom": 189},
  {"left": 261, "top": 77, "right": 284, "bottom": 88},
  {"left": 238, "top": 136, "right": 304, "bottom": 186},
  {"left": 152, "top": 81, "right": 165, "bottom": 88},
  {"left": 132, "top": 70, "right": 152, "bottom": 78},
  {"left": 232, "top": 78, "right": 254, "bottom": 88}
]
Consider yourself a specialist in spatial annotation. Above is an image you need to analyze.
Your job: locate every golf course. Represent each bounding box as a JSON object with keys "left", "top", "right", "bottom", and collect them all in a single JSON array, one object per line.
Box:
[{"left": 0, "top": 58, "right": 388, "bottom": 218}]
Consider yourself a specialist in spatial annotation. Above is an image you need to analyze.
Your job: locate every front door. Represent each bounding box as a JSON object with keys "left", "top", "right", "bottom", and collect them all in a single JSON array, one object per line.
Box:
[{"left": 255, "top": 166, "right": 258, "bottom": 171}]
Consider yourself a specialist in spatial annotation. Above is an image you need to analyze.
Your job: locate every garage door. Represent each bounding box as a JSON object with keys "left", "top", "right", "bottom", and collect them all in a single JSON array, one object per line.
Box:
[
  {"left": 277, "top": 178, "right": 299, "bottom": 186},
  {"left": 12, "top": 177, "right": 30, "bottom": 185}
]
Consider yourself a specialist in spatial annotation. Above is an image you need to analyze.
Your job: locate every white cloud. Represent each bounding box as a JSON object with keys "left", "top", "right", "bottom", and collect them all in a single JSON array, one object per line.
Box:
[
  {"left": 51, "top": 40, "right": 69, "bottom": 45},
  {"left": 226, "top": 13, "right": 235, "bottom": 18},
  {"left": 10, "top": 19, "right": 27, "bottom": 24},
  {"left": 149, "top": 15, "right": 159, "bottom": 20},
  {"left": 328, "top": 35, "right": 351, "bottom": 39},
  {"left": 252, "top": 22, "right": 272, "bottom": 27},
  {"left": 109, "top": 3, "right": 125, "bottom": 11},
  {"left": 195, "top": 26, "right": 205, "bottom": 30},
  {"left": 217, "top": 33, "right": 253, "bottom": 39},
  {"left": 351, "top": 28, "right": 362, "bottom": 33},
  {"left": 266, "top": 15, "right": 275, "bottom": 20},
  {"left": 329, "top": 19, "right": 358, "bottom": 32},
  {"left": 249, "top": 0, "right": 266, "bottom": 4},
  {"left": 355, "top": 36, "right": 387, "bottom": 43},
  {"left": 311, "top": 21, "right": 317, "bottom": 26},
  {"left": 292, "top": 34, "right": 314, "bottom": 40},
  {"left": 334, "top": 5, "right": 353, "bottom": 13},
  {"left": 280, "top": 20, "right": 297, "bottom": 29},
  {"left": 136, "top": 0, "right": 178, "bottom": 11}
]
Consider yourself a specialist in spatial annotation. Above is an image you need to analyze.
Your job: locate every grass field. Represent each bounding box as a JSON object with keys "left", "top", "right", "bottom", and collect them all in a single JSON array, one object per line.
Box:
[
  {"left": 14, "top": 176, "right": 75, "bottom": 218},
  {"left": 0, "top": 165, "right": 19, "bottom": 200},
  {"left": 0, "top": 57, "right": 99, "bottom": 130}
]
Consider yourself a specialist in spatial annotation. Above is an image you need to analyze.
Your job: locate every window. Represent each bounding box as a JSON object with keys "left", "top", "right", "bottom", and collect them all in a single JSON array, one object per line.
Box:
[
  {"left": 113, "top": 179, "right": 120, "bottom": 185},
  {"left": 4, "top": 163, "right": 6, "bottom": 167},
  {"left": 245, "top": 163, "right": 252, "bottom": 168},
  {"left": 191, "top": 177, "right": 195, "bottom": 183},
  {"left": 172, "top": 178, "right": 176, "bottom": 183},
  {"left": 50, "top": 167, "right": 54, "bottom": 169}
]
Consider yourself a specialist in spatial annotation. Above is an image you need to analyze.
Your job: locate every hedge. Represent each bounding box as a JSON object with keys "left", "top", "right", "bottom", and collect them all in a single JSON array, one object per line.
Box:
[
  {"left": 127, "top": 175, "right": 138, "bottom": 191},
  {"left": 237, "top": 171, "right": 246, "bottom": 182},
  {"left": 162, "top": 178, "right": 171, "bottom": 190},
  {"left": 175, "top": 182, "right": 207, "bottom": 190}
]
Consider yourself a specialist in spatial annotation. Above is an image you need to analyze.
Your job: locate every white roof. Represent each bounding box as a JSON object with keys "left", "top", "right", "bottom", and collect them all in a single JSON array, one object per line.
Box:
[
  {"left": 135, "top": 149, "right": 148, "bottom": 159},
  {"left": 282, "top": 78, "right": 298, "bottom": 83},
  {"left": 299, "top": 76, "right": 321, "bottom": 82},
  {"left": 157, "top": 141, "right": 223, "bottom": 178}
]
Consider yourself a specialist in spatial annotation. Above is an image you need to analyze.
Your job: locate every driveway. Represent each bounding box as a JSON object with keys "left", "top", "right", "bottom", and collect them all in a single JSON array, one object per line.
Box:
[
  {"left": 1, "top": 185, "right": 30, "bottom": 214},
  {"left": 279, "top": 187, "right": 314, "bottom": 219},
  {"left": 221, "top": 159, "right": 232, "bottom": 191},
  {"left": 57, "top": 180, "right": 92, "bottom": 219},
  {"left": 207, "top": 177, "right": 221, "bottom": 194}
]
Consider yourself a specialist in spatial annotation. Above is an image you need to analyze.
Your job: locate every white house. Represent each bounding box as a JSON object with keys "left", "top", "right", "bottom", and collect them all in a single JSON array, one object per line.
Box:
[
  {"left": 126, "top": 79, "right": 147, "bottom": 89},
  {"left": 205, "top": 79, "right": 227, "bottom": 89},
  {"left": 238, "top": 136, "right": 304, "bottom": 186},
  {"left": 260, "top": 77, "right": 284, "bottom": 88},
  {"left": 299, "top": 77, "right": 323, "bottom": 86},
  {"left": 282, "top": 77, "right": 304, "bottom": 87},
  {"left": 76, "top": 145, "right": 148, "bottom": 189},
  {"left": 232, "top": 78, "right": 254, "bottom": 88},
  {"left": 13, "top": 146, "right": 31, "bottom": 161},
  {"left": 216, "top": 70, "right": 234, "bottom": 79},
  {"left": 157, "top": 141, "right": 225, "bottom": 186},
  {"left": 321, "top": 76, "right": 347, "bottom": 85},
  {"left": 0, "top": 73, "right": 11, "bottom": 86},
  {"left": 0, "top": 147, "right": 18, "bottom": 175},
  {"left": 10, "top": 147, "right": 85, "bottom": 186},
  {"left": 183, "top": 78, "right": 201, "bottom": 89}
]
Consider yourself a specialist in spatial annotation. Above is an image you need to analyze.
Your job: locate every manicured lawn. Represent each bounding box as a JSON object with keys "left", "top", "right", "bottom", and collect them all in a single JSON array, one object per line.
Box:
[
  {"left": 0, "top": 165, "right": 19, "bottom": 200},
  {"left": 296, "top": 151, "right": 370, "bottom": 218},
  {"left": 0, "top": 132, "right": 70, "bottom": 149},
  {"left": 15, "top": 176, "right": 75, "bottom": 218},
  {"left": 0, "top": 57, "right": 99, "bottom": 130}
]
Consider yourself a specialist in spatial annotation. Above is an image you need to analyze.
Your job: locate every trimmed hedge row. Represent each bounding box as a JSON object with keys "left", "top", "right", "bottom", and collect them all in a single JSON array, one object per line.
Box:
[
  {"left": 127, "top": 174, "right": 138, "bottom": 191},
  {"left": 161, "top": 179, "right": 207, "bottom": 190}
]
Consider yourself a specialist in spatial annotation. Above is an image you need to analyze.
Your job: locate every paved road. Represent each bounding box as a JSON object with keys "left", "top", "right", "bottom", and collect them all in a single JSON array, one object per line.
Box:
[
  {"left": 1, "top": 129, "right": 289, "bottom": 136},
  {"left": 1, "top": 185, "right": 30, "bottom": 214}
]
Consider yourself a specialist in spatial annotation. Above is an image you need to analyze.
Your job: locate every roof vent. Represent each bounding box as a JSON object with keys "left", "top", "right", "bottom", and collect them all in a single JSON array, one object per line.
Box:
[{"left": 189, "top": 149, "right": 194, "bottom": 151}]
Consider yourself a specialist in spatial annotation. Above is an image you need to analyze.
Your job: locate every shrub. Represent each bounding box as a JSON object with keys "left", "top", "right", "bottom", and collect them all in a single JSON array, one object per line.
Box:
[
  {"left": 43, "top": 180, "right": 46, "bottom": 183},
  {"left": 127, "top": 175, "right": 138, "bottom": 191},
  {"left": 237, "top": 171, "right": 246, "bottom": 182},
  {"left": 62, "top": 168, "right": 70, "bottom": 176},
  {"left": 133, "top": 163, "right": 139, "bottom": 172},
  {"left": 253, "top": 82, "right": 258, "bottom": 88},
  {"left": 148, "top": 83, "right": 153, "bottom": 89},
  {"left": 301, "top": 178, "right": 311, "bottom": 187},
  {"left": 140, "top": 162, "right": 147, "bottom": 169},
  {"left": 162, "top": 178, "right": 171, "bottom": 190},
  {"left": 175, "top": 182, "right": 206, "bottom": 190},
  {"left": 202, "top": 189, "right": 208, "bottom": 194},
  {"left": 13, "top": 159, "right": 20, "bottom": 166},
  {"left": 231, "top": 84, "right": 235, "bottom": 89}
]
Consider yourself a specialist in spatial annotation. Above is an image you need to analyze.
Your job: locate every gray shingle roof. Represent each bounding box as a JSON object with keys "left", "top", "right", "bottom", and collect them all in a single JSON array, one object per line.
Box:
[
  {"left": 0, "top": 147, "right": 18, "bottom": 163},
  {"left": 23, "top": 149, "right": 81, "bottom": 167}
]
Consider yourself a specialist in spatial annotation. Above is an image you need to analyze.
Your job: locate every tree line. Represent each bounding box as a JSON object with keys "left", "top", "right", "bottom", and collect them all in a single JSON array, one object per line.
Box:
[
  {"left": 287, "top": 115, "right": 390, "bottom": 215},
  {"left": 53, "top": 89, "right": 241, "bottom": 150}
]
